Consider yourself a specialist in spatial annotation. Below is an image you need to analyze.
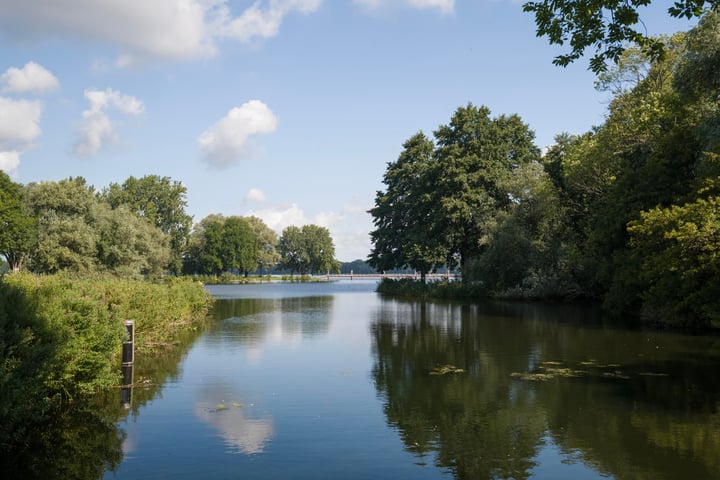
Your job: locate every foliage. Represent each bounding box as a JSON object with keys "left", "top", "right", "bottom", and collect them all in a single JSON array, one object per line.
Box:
[
  {"left": 102, "top": 175, "right": 192, "bottom": 274},
  {"left": 369, "top": 105, "right": 540, "bottom": 283},
  {"left": 279, "top": 224, "right": 340, "bottom": 275},
  {"left": 340, "top": 259, "right": 377, "bottom": 274},
  {"left": 183, "top": 214, "right": 279, "bottom": 276},
  {"left": 24, "top": 177, "right": 171, "bottom": 277},
  {"left": 0, "top": 272, "right": 211, "bottom": 471},
  {"left": 368, "top": 132, "right": 446, "bottom": 281},
  {"left": 246, "top": 215, "right": 280, "bottom": 273},
  {"left": 627, "top": 197, "right": 720, "bottom": 328},
  {"left": 467, "top": 162, "right": 579, "bottom": 299},
  {"left": 370, "top": 14, "right": 720, "bottom": 328},
  {"left": 93, "top": 203, "right": 170, "bottom": 278},
  {"left": 522, "top": 0, "right": 716, "bottom": 73},
  {"left": 0, "top": 171, "right": 36, "bottom": 272},
  {"left": 221, "top": 216, "right": 257, "bottom": 275},
  {"left": 431, "top": 104, "right": 541, "bottom": 276}
]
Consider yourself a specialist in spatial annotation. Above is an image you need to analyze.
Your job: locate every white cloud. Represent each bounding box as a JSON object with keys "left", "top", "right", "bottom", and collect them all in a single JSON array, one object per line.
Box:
[
  {"left": 245, "top": 188, "right": 267, "bottom": 203},
  {"left": 0, "top": 1, "right": 322, "bottom": 66},
  {"left": 0, "top": 150, "right": 21, "bottom": 176},
  {"left": 247, "top": 203, "right": 308, "bottom": 232},
  {"left": 247, "top": 199, "right": 373, "bottom": 261},
  {"left": 74, "top": 88, "right": 144, "bottom": 157},
  {"left": 216, "top": 0, "right": 321, "bottom": 43},
  {"left": 0, "top": 97, "right": 44, "bottom": 174},
  {"left": 408, "top": 0, "right": 454, "bottom": 12},
  {"left": 353, "top": 0, "right": 454, "bottom": 13},
  {"left": 1, "top": 62, "right": 60, "bottom": 94},
  {"left": 0, "top": 97, "right": 42, "bottom": 144},
  {"left": 198, "top": 100, "right": 278, "bottom": 168}
]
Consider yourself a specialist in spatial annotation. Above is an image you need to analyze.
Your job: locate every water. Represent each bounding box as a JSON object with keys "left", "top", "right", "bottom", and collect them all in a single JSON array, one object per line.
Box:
[{"left": 91, "top": 281, "right": 720, "bottom": 479}]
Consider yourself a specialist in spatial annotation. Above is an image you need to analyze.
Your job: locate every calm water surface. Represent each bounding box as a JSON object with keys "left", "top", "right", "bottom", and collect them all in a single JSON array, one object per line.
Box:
[{"left": 102, "top": 281, "right": 720, "bottom": 480}]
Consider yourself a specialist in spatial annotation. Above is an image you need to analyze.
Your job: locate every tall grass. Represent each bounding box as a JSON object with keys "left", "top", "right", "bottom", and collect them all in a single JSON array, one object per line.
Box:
[{"left": 0, "top": 272, "right": 213, "bottom": 401}]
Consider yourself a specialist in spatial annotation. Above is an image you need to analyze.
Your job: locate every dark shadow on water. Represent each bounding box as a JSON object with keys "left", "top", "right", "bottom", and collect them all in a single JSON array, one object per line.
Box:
[{"left": 370, "top": 298, "right": 720, "bottom": 480}]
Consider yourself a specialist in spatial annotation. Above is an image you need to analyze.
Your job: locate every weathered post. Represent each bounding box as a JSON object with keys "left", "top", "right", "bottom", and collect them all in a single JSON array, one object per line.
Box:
[{"left": 120, "top": 320, "right": 134, "bottom": 408}]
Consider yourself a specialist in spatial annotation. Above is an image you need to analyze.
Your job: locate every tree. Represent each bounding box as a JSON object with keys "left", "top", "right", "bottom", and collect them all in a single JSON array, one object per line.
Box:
[
  {"left": 522, "top": 0, "right": 716, "bottom": 73},
  {"left": 368, "top": 132, "right": 446, "bottom": 282},
  {"left": 0, "top": 172, "right": 36, "bottom": 272},
  {"left": 628, "top": 197, "right": 720, "bottom": 327},
  {"left": 279, "top": 226, "right": 307, "bottom": 275},
  {"left": 221, "top": 216, "right": 257, "bottom": 276},
  {"left": 466, "top": 162, "right": 575, "bottom": 297},
  {"left": 93, "top": 203, "right": 170, "bottom": 278},
  {"left": 279, "top": 225, "right": 339, "bottom": 275},
  {"left": 197, "top": 215, "right": 226, "bottom": 276},
  {"left": 102, "top": 175, "right": 192, "bottom": 274},
  {"left": 25, "top": 177, "right": 170, "bottom": 277},
  {"left": 302, "top": 224, "right": 340, "bottom": 274},
  {"left": 430, "top": 104, "right": 540, "bottom": 279},
  {"left": 245, "top": 216, "right": 280, "bottom": 273},
  {"left": 25, "top": 178, "right": 99, "bottom": 273}
]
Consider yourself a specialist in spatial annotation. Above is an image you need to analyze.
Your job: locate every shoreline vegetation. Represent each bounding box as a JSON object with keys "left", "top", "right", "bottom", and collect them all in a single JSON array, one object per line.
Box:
[{"left": 0, "top": 271, "right": 212, "bottom": 457}]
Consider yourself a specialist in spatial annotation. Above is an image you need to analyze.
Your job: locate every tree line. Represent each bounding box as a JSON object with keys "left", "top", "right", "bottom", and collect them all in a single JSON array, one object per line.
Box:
[
  {"left": 369, "top": 11, "right": 720, "bottom": 329},
  {"left": 0, "top": 174, "right": 340, "bottom": 278}
]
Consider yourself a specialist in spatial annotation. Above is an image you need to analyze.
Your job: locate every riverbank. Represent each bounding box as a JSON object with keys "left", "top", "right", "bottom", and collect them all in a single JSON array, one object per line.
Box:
[{"left": 0, "top": 272, "right": 213, "bottom": 455}]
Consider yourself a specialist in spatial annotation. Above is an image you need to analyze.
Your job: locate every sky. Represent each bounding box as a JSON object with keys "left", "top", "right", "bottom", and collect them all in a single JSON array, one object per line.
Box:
[{"left": 0, "top": 0, "right": 698, "bottom": 261}]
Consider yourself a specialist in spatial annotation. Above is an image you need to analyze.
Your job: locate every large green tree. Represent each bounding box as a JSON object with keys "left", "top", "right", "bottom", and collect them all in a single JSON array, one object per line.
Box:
[
  {"left": 93, "top": 203, "right": 170, "bottom": 278},
  {"left": 25, "top": 178, "right": 99, "bottom": 273},
  {"left": 279, "top": 226, "right": 307, "bottom": 275},
  {"left": 522, "top": 0, "right": 717, "bottom": 73},
  {"left": 279, "top": 225, "right": 339, "bottom": 275},
  {"left": 246, "top": 216, "right": 280, "bottom": 273},
  {"left": 0, "top": 172, "right": 36, "bottom": 272},
  {"left": 25, "top": 177, "right": 170, "bottom": 277},
  {"left": 368, "top": 132, "right": 446, "bottom": 281},
  {"left": 102, "top": 175, "right": 192, "bottom": 274},
  {"left": 430, "top": 104, "right": 540, "bottom": 278},
  {"left": 302, "top": 224, "right": 340, "bottom": 274},
  {"left": 221, "top": 216, "right": 257, "bottom": 276}
]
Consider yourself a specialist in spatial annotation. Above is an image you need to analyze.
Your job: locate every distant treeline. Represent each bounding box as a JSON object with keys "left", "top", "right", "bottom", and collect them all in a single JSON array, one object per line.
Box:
[{"left": 0, "top": 174, "right": 341, "bottom": 278}]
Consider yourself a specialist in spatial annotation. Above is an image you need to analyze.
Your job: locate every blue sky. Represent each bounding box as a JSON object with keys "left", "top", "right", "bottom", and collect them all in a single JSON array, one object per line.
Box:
[{"left": 0, "top": 0, "right": 696, "bottom": 261}]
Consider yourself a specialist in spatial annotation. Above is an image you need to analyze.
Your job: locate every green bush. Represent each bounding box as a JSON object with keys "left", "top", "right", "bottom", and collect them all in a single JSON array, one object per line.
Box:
[{"left": 0, "top": 272, "right": 213, "bottom": 453}]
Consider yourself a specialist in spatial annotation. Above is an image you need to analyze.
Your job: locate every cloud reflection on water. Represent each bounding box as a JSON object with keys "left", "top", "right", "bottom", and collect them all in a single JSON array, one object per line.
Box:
[{"left": 194, "top": 384, "right": 274, "bottom": 455}]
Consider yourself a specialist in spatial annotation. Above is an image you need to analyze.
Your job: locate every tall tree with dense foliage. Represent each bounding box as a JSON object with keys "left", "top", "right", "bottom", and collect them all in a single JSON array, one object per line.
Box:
[
  {"left": 279, "top": 225, "right": 339, "bottom": 275},
  {"left": 302, "top": 224, "right": 340, "bottom": 274},
  {"left": 430, "top": 104, "right": 540, "bottom": 278},
  {"left": 25, "top": 177, "right": 99, "bottom": 273},
  {"left": 102, "top": 175, "right": 192, "bottom": 274},
  {"left": 24, "top": 177, "right": 170, "bottom": 277},
  {"left": 0, "top": 172, "right": 36, "bottom": 272},
  {"left": 279, "top": 226, "right": 307, "bottom": 275},
  {"left": 522, "top": 0, "right": 717, "bottom": 72},
  {"left": 221, "top": 216, "right": 257, "bottom": 276},
  {"left": 93, "top": 203, "right": 170, "bottom": 278},
  {"left": 246, "top": 216, "right": 280, "bottom": 273},
  {"left": 368, "top": 132, "right": 446, "bottom": 282}
]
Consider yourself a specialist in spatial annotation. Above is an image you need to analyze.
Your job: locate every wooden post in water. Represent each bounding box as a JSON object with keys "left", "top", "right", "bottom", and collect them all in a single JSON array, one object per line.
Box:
[{"left": 120, "top": 320, "right": 134, "bottom": 408}]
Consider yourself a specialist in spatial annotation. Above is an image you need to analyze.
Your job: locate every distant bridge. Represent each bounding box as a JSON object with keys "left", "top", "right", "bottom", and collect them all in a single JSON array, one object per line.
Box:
[{"left": 321, "top": 273, "right": 458, "bottom": 281}]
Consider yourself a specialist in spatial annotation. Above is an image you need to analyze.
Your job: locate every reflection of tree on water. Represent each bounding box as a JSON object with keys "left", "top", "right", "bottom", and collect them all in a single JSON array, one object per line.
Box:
[
  {"left": 1, "top": 398, "right": 125, "bottom": 479},
  {"left": 194, "top": 383, "right": 274, "bottom": 455},
  {"left": 371, "top": 301, "right": 546, "bottom": 479},
  {"left": 371, "top": 299, "right": 720, "bottom": 480},
  {"left": 1, "top": 322, "right": 206, "bottom": 479},
  {"left": 211, "top": 296, "right": 333, "bottom": 344}
]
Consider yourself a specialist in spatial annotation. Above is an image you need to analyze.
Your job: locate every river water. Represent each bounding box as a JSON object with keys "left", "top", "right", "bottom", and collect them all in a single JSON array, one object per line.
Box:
[{"left": 99, "top": 280, "right": 720, "bottom": 480}]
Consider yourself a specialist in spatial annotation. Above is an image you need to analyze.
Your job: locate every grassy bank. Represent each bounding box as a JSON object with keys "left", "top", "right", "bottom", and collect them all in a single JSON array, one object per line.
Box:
[
  {"left": 0, "top": 272, "right": 212, "bottom": 450},
  {"left": 376, "top": 278, "right": 486, "bottom": 300}
]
